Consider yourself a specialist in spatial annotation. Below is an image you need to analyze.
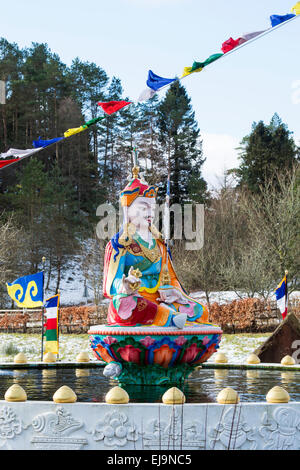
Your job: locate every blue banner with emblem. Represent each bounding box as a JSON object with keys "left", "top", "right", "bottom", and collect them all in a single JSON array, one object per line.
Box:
[{"left": 6, "top": 272, "right": 44, "bottom": 308}]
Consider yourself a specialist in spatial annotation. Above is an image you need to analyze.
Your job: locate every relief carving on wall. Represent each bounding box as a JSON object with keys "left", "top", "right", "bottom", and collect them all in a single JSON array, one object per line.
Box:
[
  {"left": 143, "top": 408, "right": 205, "bottom": 450},
  {"left": 0, "top": 406, "right": 25, "bottom": 450},
  {"left": 92, "top": 410, "right": 139, "bottom": 447},
  {"left": 259, "top": 407, "right": 300, "bottom": 450},
  {"left": 209, "top": 406, "right": 258, "bottom": 450},
  {"left": 31, "top": 406, "right": 88, "bottom": 450}
]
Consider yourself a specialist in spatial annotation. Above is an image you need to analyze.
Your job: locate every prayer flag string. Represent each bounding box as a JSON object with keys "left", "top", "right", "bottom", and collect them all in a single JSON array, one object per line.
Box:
[{"left": 1, "top": 3, "right": 299, "bottom": 171}]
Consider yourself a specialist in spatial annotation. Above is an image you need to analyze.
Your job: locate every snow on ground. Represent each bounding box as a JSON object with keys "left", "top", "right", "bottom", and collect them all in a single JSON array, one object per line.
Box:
[
  {"left": 0, "top": 332, "right": 269, "bottom": 364},
  {"left": 0, "top": 333, "right": 94, "bottom": 363},
  {"left": 4, "top": 250, "right": 300, "bottom": 308},
  {"left": 44, "top": 256, "right": 87, "bottom": 307},
  {"left": 191, "top": 290, "right": 300, "bottom": 305},
  {"left": 208, "top": 333, "right": 269, "bottom": 364}
]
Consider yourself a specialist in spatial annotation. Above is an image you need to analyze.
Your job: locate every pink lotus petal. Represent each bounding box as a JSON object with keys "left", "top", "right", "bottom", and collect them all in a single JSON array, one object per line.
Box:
[
  {"left": 103, "top": 336, "right": 118, "bottom": 345},
  {"left": 174, "top": 336, "right": 187, "bottom": 346},
  {"left": 139, "top": 336, "right": 156, "bottom": 347}
]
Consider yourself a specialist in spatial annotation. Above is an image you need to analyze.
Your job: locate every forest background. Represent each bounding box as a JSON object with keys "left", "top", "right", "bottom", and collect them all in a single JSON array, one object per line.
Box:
[{"left": 0, "top": 38, "right": 299, "bottom": 309}]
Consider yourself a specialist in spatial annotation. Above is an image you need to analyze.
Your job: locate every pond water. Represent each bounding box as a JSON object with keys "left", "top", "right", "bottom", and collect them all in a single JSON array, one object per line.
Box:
[{"left": 0, "top": 367, "right": 299, "bottom": 403}]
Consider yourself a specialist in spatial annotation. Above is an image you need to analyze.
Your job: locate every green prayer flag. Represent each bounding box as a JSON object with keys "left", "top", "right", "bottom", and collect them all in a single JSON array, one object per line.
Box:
[
  {"left": 85, "top": 116, "right": 105, "bottom": 127},
  {"left": 191, "top": 53, "right": 223, "bottom": 72}
]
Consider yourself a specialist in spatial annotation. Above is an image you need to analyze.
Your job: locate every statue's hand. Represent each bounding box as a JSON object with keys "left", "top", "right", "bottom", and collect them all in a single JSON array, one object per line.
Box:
[
  {"left": 121, "top": 266, "right": 141, "bottom": 295},
  {"left": 157, "top": 288, "right": 182, "bottom": 304}
]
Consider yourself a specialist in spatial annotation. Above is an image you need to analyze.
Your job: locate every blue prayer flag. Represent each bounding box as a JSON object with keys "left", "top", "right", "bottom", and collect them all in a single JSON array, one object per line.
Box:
[
  {"left": 146, "top": 70, "right": 176, "bottom": 91},
  {"left": 270, "top": 14, "right": 295, "bottom": 27},
  {"left": 33, "top": 137, "right": 64, "bottom": 148}
]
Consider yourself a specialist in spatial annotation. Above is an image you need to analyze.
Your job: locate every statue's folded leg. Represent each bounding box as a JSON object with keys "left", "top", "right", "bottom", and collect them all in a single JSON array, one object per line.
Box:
[
  {"left": 176, "top": 300, "right": 209, "bottom": 324},
  {"left": 107, "top": 296, "right": 184, "bottom": 327},
  {"left": 107, "top": 296, "right": 158, "bottom": 326}
]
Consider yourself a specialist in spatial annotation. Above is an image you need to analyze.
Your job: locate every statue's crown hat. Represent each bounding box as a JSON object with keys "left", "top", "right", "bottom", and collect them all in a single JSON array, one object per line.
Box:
[{"left": 120, "top": 166, "right": 158, "bottom": 207}]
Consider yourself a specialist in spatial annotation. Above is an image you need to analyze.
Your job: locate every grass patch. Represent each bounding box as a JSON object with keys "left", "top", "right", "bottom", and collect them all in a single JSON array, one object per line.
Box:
[{"left": 1, "top": 342, "right": 20, "bottom": 356}]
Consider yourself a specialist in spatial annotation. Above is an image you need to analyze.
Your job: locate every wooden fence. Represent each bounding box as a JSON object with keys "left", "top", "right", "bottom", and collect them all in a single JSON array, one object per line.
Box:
[
  {"left": 0, "top": 305, "right": 108, "bottom": 334},
  {"left": 0, "top": 298, "right": 299, "bottom": 334}
]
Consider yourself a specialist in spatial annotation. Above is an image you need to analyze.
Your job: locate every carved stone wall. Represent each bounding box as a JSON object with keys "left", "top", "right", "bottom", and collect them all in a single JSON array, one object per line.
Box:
[{"left": 0, "top": 401, "right": 300, "bottom": 450}]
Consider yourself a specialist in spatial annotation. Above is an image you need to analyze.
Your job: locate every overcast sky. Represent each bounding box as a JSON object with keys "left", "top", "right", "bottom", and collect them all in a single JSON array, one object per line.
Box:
[{"left": 1, "top": 0, "right": 299, "bottom": 187}]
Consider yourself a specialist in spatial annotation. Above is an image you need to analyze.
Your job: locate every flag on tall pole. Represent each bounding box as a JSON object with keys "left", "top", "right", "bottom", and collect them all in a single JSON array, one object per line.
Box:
[
  {"left": 6, "top": 272, "right": 44, "bottom": 308},
  {"left": 43, "top": 294, "right": 60, "bottom": 355},
  {"left": 275, "top": 271, "right": 289, "bottom": 320}
]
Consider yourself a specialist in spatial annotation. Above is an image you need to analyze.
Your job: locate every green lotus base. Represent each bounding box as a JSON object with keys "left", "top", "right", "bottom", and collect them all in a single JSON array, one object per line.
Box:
[
  {"left": 89, "top": 324, "right": 223, "bottom": 385},
  {"left": 116, "top": 362, "right": 197, "bottom": 385}
]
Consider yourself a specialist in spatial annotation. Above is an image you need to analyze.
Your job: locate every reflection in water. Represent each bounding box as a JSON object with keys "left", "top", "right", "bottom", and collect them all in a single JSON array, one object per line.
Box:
[
  {"left": 13, "top": 369, "right": 26, "bottom": 385},
  {"left": 214, "top": 369, "right": 229, "bottom": 383},
  {"left": 281, "top": 371, "right": 296, "bottom": 384},
  {"left": 0, "top": 367, "right": 299, "bottom": 403},
  {"left": 246, "top": 370, "right": 260, "bottom": 380},
  {"left": 42, "top": 369, "right": 57, "bottom": 394},
  {"left": 42, "top": 369, "right": 56, "bottom": 378},
  {"left": 75, "top": 369, "right": 90, "bottom": 378},
  {"left": 246, "top": 370, "right": 261, "bottom": 395}
]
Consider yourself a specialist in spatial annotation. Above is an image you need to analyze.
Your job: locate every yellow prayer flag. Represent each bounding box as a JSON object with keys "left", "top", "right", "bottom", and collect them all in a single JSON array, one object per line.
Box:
[
  {"left": 291, "top": 2, "right": 300, "bottom": 14},
  {"left": 181, "top": 66, "right": 203, "bottom": 78},
  {"left": 64, "top": 126, "right": 85, "bottom": 138},
  {"left": 44, "top": 340, "right": 59, "bottom": 354}
]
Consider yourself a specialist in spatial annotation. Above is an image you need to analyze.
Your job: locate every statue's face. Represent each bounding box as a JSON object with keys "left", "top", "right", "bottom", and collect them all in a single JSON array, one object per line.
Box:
[{"left": 127, "top": 197, "right": 156, "bottom": 232}]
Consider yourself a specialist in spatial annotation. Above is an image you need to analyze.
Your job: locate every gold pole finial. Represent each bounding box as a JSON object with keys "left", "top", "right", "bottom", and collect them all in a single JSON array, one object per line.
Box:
[{"left": 132, "top": 166, "right": 139, "bottom": 179}]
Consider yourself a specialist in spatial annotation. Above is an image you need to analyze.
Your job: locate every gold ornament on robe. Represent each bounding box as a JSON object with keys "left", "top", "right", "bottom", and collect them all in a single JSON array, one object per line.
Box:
[
  {"left": 119, "top": 222, "right": 162, "bottom": 264},
  {"left": 137, "top": 240, "right": 161, "bottom": 264},
  {"left": 160, "top": 264, "right": 171, "bottom": 285},
  {"left": 129, "top": 268, "right": 142, "bottom": 291},
  {"left": 119, "top": 222, "right": 136, "bottom": 246}
]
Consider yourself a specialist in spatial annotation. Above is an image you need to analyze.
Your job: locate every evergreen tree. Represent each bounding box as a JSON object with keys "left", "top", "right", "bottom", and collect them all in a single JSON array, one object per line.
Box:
[
  {"left": 98, "top": 77, "right": 124, "bottom": 203},
  {"left": 137, "top": 95, "right": 162, "bottom": 186},
  {"left": 235, "top": 113, "right": 299, "bottom": 193},
  {"left": 6, "top": 157, "right": 51, "bottom": 273},
  {"left": 69, "top": 58, "right": 108, "bottom": 166},
  {"left": 157, "top": 82, "right": 207, "bottom": 204}
]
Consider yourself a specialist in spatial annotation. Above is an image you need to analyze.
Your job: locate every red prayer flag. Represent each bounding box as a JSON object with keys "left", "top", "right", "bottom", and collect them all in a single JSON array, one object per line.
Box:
[
  {"left": 0, "top": 158, "right": 19, "bottom": 169},
  {"left": 221, "top": 37, "right": 243, "bottom": 53},
  {"left": 97, "top": 100, "right": 131, "bottom": 115}
]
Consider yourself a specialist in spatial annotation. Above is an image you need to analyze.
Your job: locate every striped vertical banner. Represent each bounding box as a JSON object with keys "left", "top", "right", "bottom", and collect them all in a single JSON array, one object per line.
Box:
[
  {"left": 275, "top": 274, "right": 288, "bottom": 320},
  {"left": 43, "top": 294, "right": 59, "bottom": 354}
]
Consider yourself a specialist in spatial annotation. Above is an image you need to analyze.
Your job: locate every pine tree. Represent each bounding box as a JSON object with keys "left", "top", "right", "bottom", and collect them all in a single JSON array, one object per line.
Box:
[
  {"left": 235, "top": 113, "right": 299, "bottom": 193},
  {"left": 137, "top": 95, "right": 162, "bottom": 186},
  {"left": 157, "top": 82, "right": 207, "bottom": 204},
  {"left": 98, "top": 77, "right": 124, "bottom": 203}
]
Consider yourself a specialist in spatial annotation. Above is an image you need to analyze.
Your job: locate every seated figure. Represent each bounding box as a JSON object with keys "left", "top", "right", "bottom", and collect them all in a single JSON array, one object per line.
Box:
[{"left": 103, "top": 168, "right": 209, "bottom": 329}]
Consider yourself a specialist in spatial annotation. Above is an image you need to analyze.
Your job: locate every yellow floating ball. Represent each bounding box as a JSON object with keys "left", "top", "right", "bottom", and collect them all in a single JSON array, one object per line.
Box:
[
  {"left": 53, "top": 386, "right": 77, "bottom": 403},
  {"left": 281, "top": 355, "right": 296, "bottom": 366},
  {"left": 266, "top": 386, "right": 290, "bottom": 403},
  {"left": 162, "top": 387, "right": 186, "bottom": 405},
  {"left": 43, "top": 352, "right": 56, "bottom": 363},
  {"left": 217, "top": 387, "right": 239, "bottom": 404},
  {"left": 214, "top": 352, "right": 228, "bottom": 364},
  {"left": 246, "top": 353, "right": 261, "bottom": 365},
  {"left": 76, "top": 351, "right": 90, "bottom": 362},
  {"left": 105, "top": 386, "right": 129, "bottom": 404},
  {"left": 5, "top": 384, "right": 27, "bottom": 402},
  {"left": 14, "top": 352, "right": 27, "bottom": 364}
]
